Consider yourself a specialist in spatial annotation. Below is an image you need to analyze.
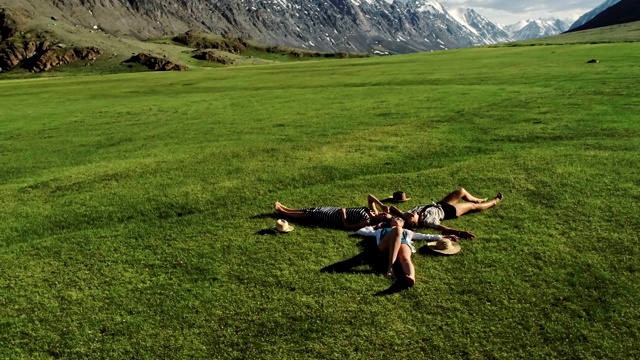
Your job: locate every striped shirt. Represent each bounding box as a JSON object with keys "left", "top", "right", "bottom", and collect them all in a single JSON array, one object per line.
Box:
[{"left": 302, "top": 206, "right": 370, "bottom": 228}]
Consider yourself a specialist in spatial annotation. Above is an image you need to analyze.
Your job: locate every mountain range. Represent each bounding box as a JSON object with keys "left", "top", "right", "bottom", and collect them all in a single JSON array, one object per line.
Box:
[
  {"left": 0, "top": 0, "right": 564, "bottom": 55},
  {"left": 0, "top": 0, "right": 636, "bottom": 64},
  {"left": 505, "top": 18, "right": 571, "bottom": 41}
]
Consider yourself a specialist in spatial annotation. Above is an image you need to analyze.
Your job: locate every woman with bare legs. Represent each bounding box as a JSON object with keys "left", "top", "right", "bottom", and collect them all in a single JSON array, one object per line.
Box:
[
  {"left": 357, "top": 217, "right": 458, "bottom": 286},
  {"left": 390, "top": 187, "right": 503, "bottom": 239}
]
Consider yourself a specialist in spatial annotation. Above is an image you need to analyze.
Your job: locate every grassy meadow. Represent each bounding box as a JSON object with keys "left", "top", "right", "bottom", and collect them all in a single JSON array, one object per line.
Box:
[{"left": 1, "top": 40, "right": 640, "bottom": 359}]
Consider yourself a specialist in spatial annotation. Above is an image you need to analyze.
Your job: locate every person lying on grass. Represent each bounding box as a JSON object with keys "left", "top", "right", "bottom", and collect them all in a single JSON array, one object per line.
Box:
[
  {"left": 388, "top": 187, "right": 503, "bottom": 239},
  {"left": 274, "top": 194, "right": 392, "bottom": 231},
  {"left": 357, "top": 217, "right": 459, "bottom": 286}
]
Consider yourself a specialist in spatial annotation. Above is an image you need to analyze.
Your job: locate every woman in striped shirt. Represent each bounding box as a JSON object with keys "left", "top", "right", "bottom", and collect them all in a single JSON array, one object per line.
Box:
[{"left": 274, "top": 194, "right": 392, "bottom": 230}]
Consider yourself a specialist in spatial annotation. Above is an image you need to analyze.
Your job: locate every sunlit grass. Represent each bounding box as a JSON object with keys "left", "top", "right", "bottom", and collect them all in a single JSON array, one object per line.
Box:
[{"left": 0, "top": 42, "right": 639, "bottom": 359}]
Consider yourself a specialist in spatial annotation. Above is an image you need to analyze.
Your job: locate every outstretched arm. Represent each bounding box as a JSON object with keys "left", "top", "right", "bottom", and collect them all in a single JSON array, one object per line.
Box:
[
  {"left": 356, "top": 226, "right": 377, "bottom": 237},
  {"left": 436, "top": 224, "right": 475, "bottom": 239},
  {"left": 367, "top": 194, "right": 389, "bottom": 215},
  {"left": 411, "top": 231, "right": 460, "bottom": 242}
]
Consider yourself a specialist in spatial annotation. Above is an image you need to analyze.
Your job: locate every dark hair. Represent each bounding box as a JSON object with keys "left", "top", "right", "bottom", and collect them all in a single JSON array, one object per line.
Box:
[{"left": 373, "top": 218, "right": 393, "bottom": 229}]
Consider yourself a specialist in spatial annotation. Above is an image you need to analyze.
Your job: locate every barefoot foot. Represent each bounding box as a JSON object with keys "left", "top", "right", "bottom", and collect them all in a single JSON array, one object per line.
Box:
[{"left": 404, "top": 275, "right": 416, "bottom": 286}]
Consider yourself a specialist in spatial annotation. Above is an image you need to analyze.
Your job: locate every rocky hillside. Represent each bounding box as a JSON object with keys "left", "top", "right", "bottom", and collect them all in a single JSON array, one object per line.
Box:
[
  {"left": 0, "top": 9, "right": 101, "bottom": 73},
  {"left": 0, "top": 0, "right": 506, "bottom": 55}
]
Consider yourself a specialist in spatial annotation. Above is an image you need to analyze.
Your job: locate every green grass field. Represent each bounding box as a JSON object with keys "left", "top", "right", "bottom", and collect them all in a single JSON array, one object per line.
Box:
[{"left": 1, "top": 40, "right": 640, "bottom": 359}]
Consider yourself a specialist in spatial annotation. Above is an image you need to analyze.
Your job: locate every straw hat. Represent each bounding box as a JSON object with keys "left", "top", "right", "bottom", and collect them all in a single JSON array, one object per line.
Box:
[
  {"left": 427, "top": 238, "right": 461, "bottom": 255},
  {"left": 274, "top": 219, "right": 294, "bottom": 233},
  {"left": 385, "top": 191, "right": 411, "bottom": 203}
]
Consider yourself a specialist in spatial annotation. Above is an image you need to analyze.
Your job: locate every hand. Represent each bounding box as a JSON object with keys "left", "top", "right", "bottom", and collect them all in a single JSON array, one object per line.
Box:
[
  {"left": 458, "top": 230, "right": 475, "bottom": 239},
  {"left": 446, "top": 235, "right": 460, "bottom": 242},
  {"left": 380, "top": 204, "right": 389, "bottom": 213}
]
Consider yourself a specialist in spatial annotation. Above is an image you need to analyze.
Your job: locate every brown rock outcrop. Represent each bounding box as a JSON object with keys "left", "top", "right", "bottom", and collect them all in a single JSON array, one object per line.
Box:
[
  {"left": 0, "top": 10, "right": 19, "bottom": 41},
  {"left": 192, "top": 50, "right": 234, "bottom": 65},
  {"left": 0, "top": 9, "right": 102, "bottom": 74},
  {"left": 30, "top": 47, "right": 102, "bottom": 73},
  {"left": 0, "top": 40, "right": 46, "bottom": 71},
  {"left": 123, "top": 53, "right": 188, "bottom": 71}
]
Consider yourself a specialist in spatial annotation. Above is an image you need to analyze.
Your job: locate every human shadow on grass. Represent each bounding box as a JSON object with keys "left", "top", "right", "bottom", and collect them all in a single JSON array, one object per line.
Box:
[{"left": 321, "top": 235, "right": 414, "bottom": 296}]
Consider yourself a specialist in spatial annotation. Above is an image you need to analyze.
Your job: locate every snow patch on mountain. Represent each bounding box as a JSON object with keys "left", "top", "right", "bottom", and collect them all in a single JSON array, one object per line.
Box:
[{"left": 448, "top": 7, "right": 478, "bottom": 35}]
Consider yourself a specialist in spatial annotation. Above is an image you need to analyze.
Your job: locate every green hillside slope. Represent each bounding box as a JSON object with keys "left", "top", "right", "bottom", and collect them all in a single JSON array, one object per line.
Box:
[{"left": 515, "top": 20, "right": 640, "bottom": 45}]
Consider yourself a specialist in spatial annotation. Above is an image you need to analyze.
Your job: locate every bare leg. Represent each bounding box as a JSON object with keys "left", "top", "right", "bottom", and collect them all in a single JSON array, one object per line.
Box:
[
  {"left": 398, "top": 245, "right": 415, "bottom": 286},
  {"left": 452, "top": 193, "right": 503, "bottom": 217},
  {"left": 274, "top": 202, "right": 308, "bottom": 219},
  {"left": 378, "top": 226, "right": 402, "bottom": 279},
  {"left": 275, "top": 201, "right": 297, "bottom": 211},
  {"left": 440, "top": 187, "right": 487, "bottom": 205}
]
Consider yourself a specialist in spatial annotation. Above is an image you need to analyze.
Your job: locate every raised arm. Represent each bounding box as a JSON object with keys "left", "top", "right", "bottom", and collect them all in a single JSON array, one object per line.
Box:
[
  {"left": 367, "top": 194, "right": 389, "bottom": 215},
  {"left": 389, "top": 205, "right": 403, "bottom": 216}
]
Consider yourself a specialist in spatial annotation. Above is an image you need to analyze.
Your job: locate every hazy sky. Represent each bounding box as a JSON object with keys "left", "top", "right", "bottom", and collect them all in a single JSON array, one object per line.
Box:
[{"left": 437, "top": 0, "right": 607, "bottom": 25}]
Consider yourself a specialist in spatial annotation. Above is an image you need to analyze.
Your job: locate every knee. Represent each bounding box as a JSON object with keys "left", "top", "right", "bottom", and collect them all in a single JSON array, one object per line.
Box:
[
  {"left": 398, "top": 250, "right": 411, "bottom": 262},
  {"left": 456, "top": 187, "right": 466, "bottom": 194}
]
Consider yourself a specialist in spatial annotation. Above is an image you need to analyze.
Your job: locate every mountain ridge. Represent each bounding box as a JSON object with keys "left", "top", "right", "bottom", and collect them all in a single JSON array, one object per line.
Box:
[
  {"left": 567, "top": 0, "right": 640, "bottom": 33},
  {"left": 569, "top": 0, "right": 621, "bottom": 30},
  {"left": 1, "top": 0, "right": 511, "bottom": 55},
  {"left": 504, "top": 18, "right": 570, "bottom": 40}
]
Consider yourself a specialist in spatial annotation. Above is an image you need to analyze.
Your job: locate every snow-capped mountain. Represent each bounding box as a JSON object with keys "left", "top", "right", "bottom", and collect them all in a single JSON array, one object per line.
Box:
[
  {"left": 569, "top": 0, "right": 622, "bottom": 30},
  {"left": 505, "top": 18, "right": 571, "bottom": 40},
  {"left": 12, "top": 0, "right": 517, "bottom": 54},
  {"left": 447, "top": 7, "right": 512, "bottom": 45},
  {"left": 405, "top": 1, "right": 512, "bottom": 45}
]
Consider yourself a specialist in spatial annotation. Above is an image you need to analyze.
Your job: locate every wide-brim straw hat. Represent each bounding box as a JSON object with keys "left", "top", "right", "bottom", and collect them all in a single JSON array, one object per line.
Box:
[
  {"left": 385, "top": 191, "right": 411, "bottom": 203},
  {"left": 427, "top": 238, "right": 461, "bottom": 255},
  {"left": 274, "top": 219, "right": 294, "bottom": 233}
]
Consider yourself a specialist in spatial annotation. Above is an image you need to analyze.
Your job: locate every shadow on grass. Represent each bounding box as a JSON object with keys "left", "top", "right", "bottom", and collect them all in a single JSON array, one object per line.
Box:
[
  {"left": 321, "top": 235, "right": 414, "bottom": 296},
  {"left": 252, "top": 212, "right": 351, "bottom": 231},
  {"left": 252, "top": 212, "right": 280, "bottom": 220}
]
